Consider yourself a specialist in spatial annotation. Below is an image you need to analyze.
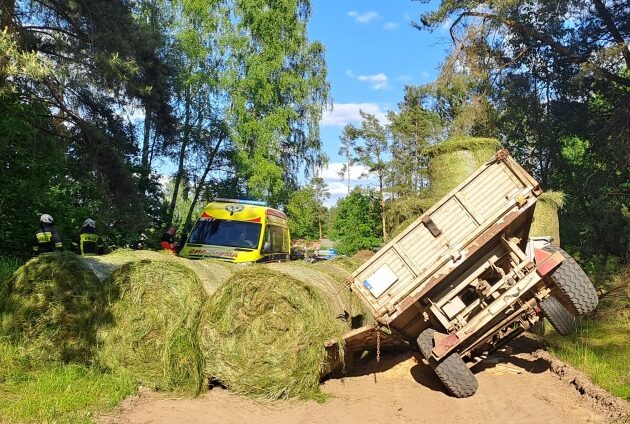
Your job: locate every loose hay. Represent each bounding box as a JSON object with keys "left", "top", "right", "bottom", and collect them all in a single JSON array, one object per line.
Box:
[
  {"left": 96, "top": 259, "right": 208, "bottom": 393},
  {"left": 530, "top": 191, "right": 565, "bottom": 246},
  {"left": 201, "top": 267, "right": 348, "bottom": 400},
  {"left": 0, "top": 252, "right": 106, "bottom": 363},
  {"left": 425, "top": 137, "right": 501, "bottom": 199},
  {"left": 82, "top": 249, "right": 235, "bottom": 296}
]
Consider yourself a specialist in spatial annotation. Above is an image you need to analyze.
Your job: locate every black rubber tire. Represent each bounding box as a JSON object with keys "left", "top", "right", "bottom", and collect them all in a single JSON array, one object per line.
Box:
[
  {"left": 417, "top": 328, "right": 478, "bottom": 398},
  {"left": 416, "top": 328, "right": 435, "bottom": 360},
  {"left": 434, "top": 353, "right": 479, "bottom": 398},
  {"left": 539, "top": 295, "right": 576, "bottom": 336},
  {"left": 543, "top": 246, "right": 598, "bottom": 315}
]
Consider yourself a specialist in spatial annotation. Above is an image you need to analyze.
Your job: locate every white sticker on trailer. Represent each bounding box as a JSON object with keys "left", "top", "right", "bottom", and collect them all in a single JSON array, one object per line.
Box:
[{"left": 363, "top": 264, "right": 399, "bottom": 298}]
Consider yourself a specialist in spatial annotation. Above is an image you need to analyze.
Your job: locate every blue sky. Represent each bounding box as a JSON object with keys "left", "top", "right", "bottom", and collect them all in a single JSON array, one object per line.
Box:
[{"left": 307, "top": 1, "right": 451, "bottom": 204}]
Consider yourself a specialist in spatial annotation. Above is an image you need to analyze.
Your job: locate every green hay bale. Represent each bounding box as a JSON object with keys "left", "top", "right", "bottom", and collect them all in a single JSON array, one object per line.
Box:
[
  {"left": 0, "top": 252, "right": 106, "bottom": 363},
  {"left": 82, "top": 249, "right": 235, "bottom": 296},
  {"left": 425, "top": 137, "right": 501, "bottom": 199},
  {"left": 96, "top": 259, "right": 208, "bottom": 393},
  {"left": 201, "top": 267, "right": 348, "bottom": 400},
  {"left": 530, "top": 191, "right": 566, "bottom": 247}
]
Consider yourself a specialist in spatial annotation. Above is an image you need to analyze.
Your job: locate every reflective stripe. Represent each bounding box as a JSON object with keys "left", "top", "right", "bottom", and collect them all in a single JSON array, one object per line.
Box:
[
  {"left": 36, "top": 232, "right": 53, "bottom": 243},
  {"left": 79, "top": 233, "right": 99, "bottom": 255}
]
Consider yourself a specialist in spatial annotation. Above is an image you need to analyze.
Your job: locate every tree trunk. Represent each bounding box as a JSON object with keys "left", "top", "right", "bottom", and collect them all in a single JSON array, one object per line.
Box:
[
  {"left": 182, "top": 138, "right": 223, "bottom": 232},
  {"left": 379, "top": 174, "right": 387, "bottom": 241},
  {"left": 139, "top": 106, "right": 152, "bottom": 191},
  {"left": 167, "top": 88, "right": 192, "bottom": 224}
]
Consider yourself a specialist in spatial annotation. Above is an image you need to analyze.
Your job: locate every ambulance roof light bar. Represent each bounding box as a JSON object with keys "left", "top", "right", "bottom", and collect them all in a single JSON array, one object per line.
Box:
[{"left": 213, "top": 198, "right": 268, "bottom": 207}]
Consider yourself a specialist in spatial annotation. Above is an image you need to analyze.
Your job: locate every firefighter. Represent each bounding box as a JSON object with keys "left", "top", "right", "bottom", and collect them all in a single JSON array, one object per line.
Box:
[
  {"left": 75, "top": 218, "right": 101, "bottom": 256},
  {"left": 33, "top": 214, "right": 63, "bottom": 255},
  {"left": 160, "top": 226, "right": 178, "bottom": 253}
]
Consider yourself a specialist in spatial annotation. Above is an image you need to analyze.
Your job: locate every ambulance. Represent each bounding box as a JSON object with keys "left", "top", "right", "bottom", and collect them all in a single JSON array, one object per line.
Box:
[{"left": 179, "top": 199, "right": 291, "bottom": 263}]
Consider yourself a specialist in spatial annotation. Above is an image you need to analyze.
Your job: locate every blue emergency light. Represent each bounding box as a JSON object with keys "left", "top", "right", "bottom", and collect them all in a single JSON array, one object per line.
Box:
[{"left": 213, "top": 198, "right": 268, "bottom": 207}]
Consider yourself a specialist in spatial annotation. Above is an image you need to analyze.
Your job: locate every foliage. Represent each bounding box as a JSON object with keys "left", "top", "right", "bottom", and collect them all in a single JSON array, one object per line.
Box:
[
  {"left": 330, "top": 188, "right": 383, "bottom": 255},
  {"left": 287, "top": 186, "right": 320, "bottom": 240},
  {"left": 414, "top": 0, "right": 630, "bottom": 261}
]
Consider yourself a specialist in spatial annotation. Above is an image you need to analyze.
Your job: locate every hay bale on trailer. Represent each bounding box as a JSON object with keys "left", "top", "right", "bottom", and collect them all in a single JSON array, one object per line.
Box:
[
  {"left": 201, "top": 266, "right": 354, "bottom": 400},
  {"left": 425, "top": 137, "right": 501, "bottom": 199},
  {"left": 96, "top": 259, "right": 212, "bottom": 393},
  {"left": 0, "top": 252, "right": 106, "bottom": 363},
  {"left": 530, "top": 191, "right": 565, "bottom": 246}
]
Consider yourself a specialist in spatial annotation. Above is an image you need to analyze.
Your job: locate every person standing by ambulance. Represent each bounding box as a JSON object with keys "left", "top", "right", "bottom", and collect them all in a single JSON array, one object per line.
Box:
[{"left": 33, "top": 214, "right": 63, "bottom": 255}]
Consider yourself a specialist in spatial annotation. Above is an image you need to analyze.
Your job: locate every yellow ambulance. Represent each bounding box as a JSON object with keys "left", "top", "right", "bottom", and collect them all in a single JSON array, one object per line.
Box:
[{"left": 179, "top": 198, "right": 290, "bottom": 263}]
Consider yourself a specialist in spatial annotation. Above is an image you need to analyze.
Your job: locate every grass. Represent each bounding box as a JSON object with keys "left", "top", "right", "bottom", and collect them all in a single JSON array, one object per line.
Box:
[
  {"left": 544, "top": 267, "right": 630, "bottom": 400},
  {"left": 0, "top": 340, "right": 136, "bottom": 424}
]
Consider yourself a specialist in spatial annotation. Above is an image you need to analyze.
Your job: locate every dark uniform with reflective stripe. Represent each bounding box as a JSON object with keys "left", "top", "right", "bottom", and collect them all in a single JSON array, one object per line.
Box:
[
  {"left": 33, "top": 224, "right": 63, "bottom": 254},
  {"left": 78, "top": 226, "right": 100, "bottom": 255}
]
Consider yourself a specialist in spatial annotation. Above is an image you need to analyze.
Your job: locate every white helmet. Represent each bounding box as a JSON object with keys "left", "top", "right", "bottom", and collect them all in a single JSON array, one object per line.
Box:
[
  {"left": 40, "top": 214, "right": 54, "bottom": 224},
  {"left": 83, "top": 218, "right": 96, "bottom": 228}
]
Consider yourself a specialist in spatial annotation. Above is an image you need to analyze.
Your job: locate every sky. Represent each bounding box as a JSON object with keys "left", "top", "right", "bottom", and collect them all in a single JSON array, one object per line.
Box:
[{"left": 307, "top": 0, "right": 452, "bottom": 205}]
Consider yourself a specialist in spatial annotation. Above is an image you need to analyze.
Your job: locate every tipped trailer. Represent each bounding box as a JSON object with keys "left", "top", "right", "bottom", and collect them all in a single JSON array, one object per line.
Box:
[{"left": 347, "top": 150, "right": 598, "bottom": 397}]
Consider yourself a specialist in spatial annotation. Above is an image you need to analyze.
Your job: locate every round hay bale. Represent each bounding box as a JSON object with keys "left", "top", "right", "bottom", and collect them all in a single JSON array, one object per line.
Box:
[
  {"left": 96, "top": 259, "right": 208, "bottom": 393},
  {"left": 530, "top": 191, "right": 565, "bottom": 247},
  {"left": 0, "top": 252, "right": 106, "bottom": 363},
  {"left": 425, "top": 137, "right": 501, "bottom": 199},
  {"left": 201, "top": 267, "right": 348, "bottom": 400}
]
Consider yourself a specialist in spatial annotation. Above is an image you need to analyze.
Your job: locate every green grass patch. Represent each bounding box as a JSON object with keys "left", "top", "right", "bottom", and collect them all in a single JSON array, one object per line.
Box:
[
  {"left": 0, "top": 340, "right": 136, "bottom": 424},
  {"left": 545, "top": 267, "right": 630, "bottom": 400}
]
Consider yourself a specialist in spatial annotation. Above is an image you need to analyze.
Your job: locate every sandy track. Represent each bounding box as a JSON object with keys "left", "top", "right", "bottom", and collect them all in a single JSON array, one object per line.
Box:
[{"left": 101, "top": 339, "right": 627, "bottom": 424}]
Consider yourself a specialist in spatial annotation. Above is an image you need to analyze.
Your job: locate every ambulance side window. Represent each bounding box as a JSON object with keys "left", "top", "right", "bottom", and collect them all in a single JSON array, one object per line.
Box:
[{"left": 263, "top": 225, "right": 289, "bottom": 254}]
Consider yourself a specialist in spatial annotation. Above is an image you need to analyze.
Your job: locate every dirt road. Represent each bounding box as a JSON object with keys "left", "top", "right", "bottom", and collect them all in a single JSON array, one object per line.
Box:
[{"left": 101, "top": 339, "right": 628, "bottom": 424}]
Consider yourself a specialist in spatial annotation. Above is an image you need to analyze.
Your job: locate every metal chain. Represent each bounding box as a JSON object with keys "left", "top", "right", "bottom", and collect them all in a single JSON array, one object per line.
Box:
[{"left": 376, "top": 327, "right": 381, "bottom": 363}]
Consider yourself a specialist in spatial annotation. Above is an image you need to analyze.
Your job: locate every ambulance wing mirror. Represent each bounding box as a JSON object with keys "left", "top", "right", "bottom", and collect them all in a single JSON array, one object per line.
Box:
[{"left": 262, "top": 241, "right": 271, "bottom": 253}]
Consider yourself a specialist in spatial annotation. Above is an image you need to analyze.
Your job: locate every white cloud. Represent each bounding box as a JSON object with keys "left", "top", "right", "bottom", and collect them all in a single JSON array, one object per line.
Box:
[
  {"left": 327, "top": 181, "right": 350, "bottom": 196},
  {"left": 383, "top": 22, "right": 399, "bottom": 30},
  {"left": 345, "top": 69, "right": 355, "bottom": 78},
  {"left": 318, "top": 162, "right": 370, "bottom": 181},
  {"left": 348, "top": 10, "right": 380, "bottom": 24},
  {"left": 420, "top": 71, "right": 431, "bottom": 80},
  {"left": 357, "top": 72, "right": 391, "bottom": 90},
  {"left": 397, "top": 74, "right": 413, "bottom": 82},
  {"left": 320, "top": 103, "right": 387, "bottom": 127}
]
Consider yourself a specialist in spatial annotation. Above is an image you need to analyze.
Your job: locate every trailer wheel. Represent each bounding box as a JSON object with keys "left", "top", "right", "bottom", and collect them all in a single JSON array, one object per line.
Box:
[
  {"left": 543, "top": 246, "right": 598, "bottom": 315},
  {"left": 433, "top": 353, "right": 479, "bottom": 398},
  {"left": 417, "top": 328, "right": 478, "bottom": 398},
  {"left": 416, "top": 328, "right": 436, "bottom": 361},
  {"left": 539, "top": 295, "right": 576, "bottom": 336}
]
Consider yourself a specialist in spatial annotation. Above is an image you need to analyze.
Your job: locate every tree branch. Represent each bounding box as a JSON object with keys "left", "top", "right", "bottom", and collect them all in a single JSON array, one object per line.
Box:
[
  {"left": 592, "top": 0, "right": 630, "bottom": 69},
  {"left": 457, "top": 11, "right": 630, "bottom": 88}
]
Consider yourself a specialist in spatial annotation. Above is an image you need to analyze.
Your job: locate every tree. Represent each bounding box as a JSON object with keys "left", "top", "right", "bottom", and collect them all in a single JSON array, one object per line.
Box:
[
  {"left": 348, "top": 110, "right": 390, "bottom": 240},
  {"left": 338, "top": 124, "right": 360, "bottom": 194},
  {"left": 286, "top": 187, "right": 319, "bottom": 240},
  {"left": 226, "top": 0, "right": 331, "bottom": 206},
  {"left": 330, "top": 188, "right": 382, "bottom": 255}
]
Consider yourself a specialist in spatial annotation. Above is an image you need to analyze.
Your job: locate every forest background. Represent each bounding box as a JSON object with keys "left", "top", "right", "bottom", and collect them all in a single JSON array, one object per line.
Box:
[{"left": 0, "top": 0, "right": 628, "bottom": 275}]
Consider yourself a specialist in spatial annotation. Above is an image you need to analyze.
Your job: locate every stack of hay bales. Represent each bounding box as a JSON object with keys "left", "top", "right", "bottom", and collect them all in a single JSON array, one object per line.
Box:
[
  {"left": 530, "top": 191, "right": 565, "bottom": 247},
  {"left": 0, "top": 252, "right": 107, "bottom": 363},
  {"left": 1, "top": 248, "right": 371, "bottom": 400}
]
